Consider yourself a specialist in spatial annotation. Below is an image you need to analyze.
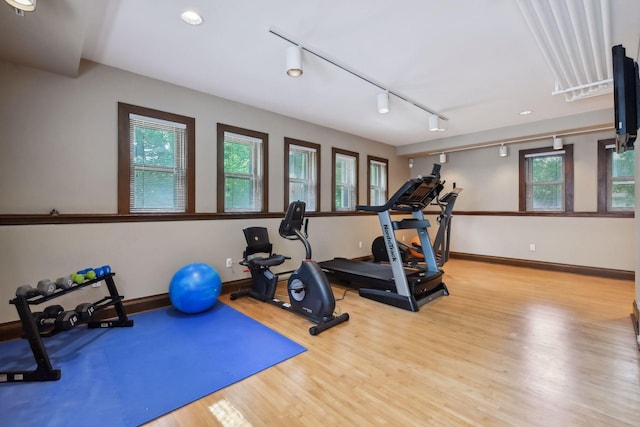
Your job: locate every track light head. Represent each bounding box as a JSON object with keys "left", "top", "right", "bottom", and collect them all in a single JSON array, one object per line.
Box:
[
  {"left": 377, "top": 92, "right": 390, "bottom": 114},
  {"left": 429, "top": 115, "right": 439, "bottom": 131},
  {"left": 429, "top": 114, "right": 446, "bottom": 132},
  {"left": 553, "top": 136, "right": 563, "bottom": 150},
  {"left": 286, "top": 45, "right": 303, "bottom": 77}
]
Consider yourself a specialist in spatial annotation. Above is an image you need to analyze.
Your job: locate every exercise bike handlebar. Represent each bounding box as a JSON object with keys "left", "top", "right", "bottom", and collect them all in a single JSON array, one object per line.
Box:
[{"left": 279, "top": 201, "right": 313, "bottom": 259}]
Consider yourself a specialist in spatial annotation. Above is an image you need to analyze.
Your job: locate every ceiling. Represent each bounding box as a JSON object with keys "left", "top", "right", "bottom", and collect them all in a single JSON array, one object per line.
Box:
[{"left": 1, "top": 0, "right": 639, "bottom": 147}]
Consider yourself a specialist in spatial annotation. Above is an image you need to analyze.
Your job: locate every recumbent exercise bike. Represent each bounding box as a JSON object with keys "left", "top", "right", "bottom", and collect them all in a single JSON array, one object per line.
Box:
[{"left": 230, "top": 201, "right": 349, "bottom": 335}]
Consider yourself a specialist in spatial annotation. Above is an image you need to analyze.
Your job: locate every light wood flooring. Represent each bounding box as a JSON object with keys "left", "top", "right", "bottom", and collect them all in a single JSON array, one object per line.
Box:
[{"left": 147, "top": 259, "right": 639, "bottom": 426}]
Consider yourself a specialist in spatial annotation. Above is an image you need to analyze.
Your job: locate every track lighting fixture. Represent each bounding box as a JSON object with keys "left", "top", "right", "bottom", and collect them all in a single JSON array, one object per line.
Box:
[
  {"left": 429, "top": 115, "right": 439, "bottom": 131},
  {"left": 553, "top": 136, "right": 563, "bottom": 150},
  {"left": 429, "top": 115, "right": 446, "bottom": 132},
  {"left": 286, "top": 45, "right": 303, "bottom": 77},
  {"left": 6, "top": 0, "right": 35, "bottom": 12},
  {"left": 439, "top": 153, "right": 447, "bottom": 164},
  {"left": 377, "top": 92, "right": 390, "bottom": 114},
  {"left": 499, "top": 144, "right": 508, "bottom": 157},
  {"left": 270, "top": 29, "right": 447, "bottom": 129}
]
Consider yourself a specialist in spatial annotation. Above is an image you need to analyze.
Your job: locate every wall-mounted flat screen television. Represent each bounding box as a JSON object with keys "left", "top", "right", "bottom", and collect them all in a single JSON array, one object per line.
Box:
[{"left": 612, "top": 44, "right": 639, "bottom": 153}]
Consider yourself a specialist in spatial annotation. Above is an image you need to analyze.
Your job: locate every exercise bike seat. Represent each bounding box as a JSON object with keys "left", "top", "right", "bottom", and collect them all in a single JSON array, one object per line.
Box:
[
  {"left": 244, "top": 254, "right": 288, "bottom": 268},
  {"left": 240, "top": 227, "right": 289, "bottom": 269}
]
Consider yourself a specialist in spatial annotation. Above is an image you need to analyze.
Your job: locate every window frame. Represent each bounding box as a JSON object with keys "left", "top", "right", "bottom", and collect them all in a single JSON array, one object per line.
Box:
[
  {"left": 284, "top": 137, "right": 321, "bottom": 212},
  {"left": 518, "top": 144, "right": 574, "bottom": 212},
  {"left": 367, "top": 155, "right": 389, "bottom": 206},
  {"left": 216, "top": 123, "right": 269, "bottom": 213},
  {"left": 331, "top": 147, "right": 359, "bottom": 212},
  {"left": 597, "top": 138, "right": 635, "bottom": 212},
  {"left": 117, "top": 102, "right": 195, "bottom": 214}
]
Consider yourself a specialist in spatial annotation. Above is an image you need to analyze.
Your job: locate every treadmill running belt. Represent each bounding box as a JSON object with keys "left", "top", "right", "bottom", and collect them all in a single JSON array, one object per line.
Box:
[{"left": 320, "top": 258, "right": 394, "bottom": 278}]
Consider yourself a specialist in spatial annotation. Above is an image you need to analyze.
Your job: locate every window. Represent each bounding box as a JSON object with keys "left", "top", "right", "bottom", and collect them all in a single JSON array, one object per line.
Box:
[
  {"left": 285, "top": 138, "right": 320, "bottom": 211},
  {"left": 368, "top": 156, "right": 388, "bottom": 205},
  {"left": 117, "top": 103, "right": 195, "bottom": 214},
  {"left": 519, "top": 145, "right": 573, "bottom": 212},
  {"left": 217, "top": 123, "right": 268, "bottom": 213},
  {"left": 332, "top": 148, "right": 359, "bottom": 211},
  {"left": 598, "top": 139, "right": 635, "bottom": 212}
]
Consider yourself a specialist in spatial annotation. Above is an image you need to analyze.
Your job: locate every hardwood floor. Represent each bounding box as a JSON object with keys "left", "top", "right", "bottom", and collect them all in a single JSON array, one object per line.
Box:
[{"left": 146, "top": 259, "right": 639, "bottom": 426}]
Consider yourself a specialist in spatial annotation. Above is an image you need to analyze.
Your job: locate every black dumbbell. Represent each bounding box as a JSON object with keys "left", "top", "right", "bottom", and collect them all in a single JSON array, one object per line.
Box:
[
  {"left": 30, "top": 305, "right": 64, "bottom": 331},
  {"left": 15, "top": 280, "right": 56, "bottom": 298},
  {"left": 33, "top": 309, "right": 79, "bottom": 332},
  {"left": 43, "top": 305, "right": 64, "bottom": 318},
  {"left": 75, "top": 303, "right": 96, "bottom": 321}
]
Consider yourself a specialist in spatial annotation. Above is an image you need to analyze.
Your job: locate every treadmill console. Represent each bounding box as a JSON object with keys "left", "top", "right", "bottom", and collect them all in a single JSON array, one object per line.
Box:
[
  {"left": 388, "top": 164, "right": 443, "bottom": 211},
  {"left": 357, "top": 163, "right": 444, "bottom": 213}
]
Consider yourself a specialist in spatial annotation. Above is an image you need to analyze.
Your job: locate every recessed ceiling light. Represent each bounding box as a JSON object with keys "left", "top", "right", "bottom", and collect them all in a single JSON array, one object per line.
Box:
[
  {"left": 181, "top": 10, "right": 203, "bottom": 26},
  {"left": 519, "top": 110, "right": 533, "bottom": 115}
]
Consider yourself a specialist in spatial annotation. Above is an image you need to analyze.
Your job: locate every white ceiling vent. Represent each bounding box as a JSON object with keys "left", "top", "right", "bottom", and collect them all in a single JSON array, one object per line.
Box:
[{"left": 516, "top": 0, "right": 613, "bottom": 102}]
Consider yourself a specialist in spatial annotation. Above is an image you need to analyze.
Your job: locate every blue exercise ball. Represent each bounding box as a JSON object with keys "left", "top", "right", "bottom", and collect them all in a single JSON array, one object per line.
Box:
[{"left": 169, "top": 263, "right": 222, "bottom": 314}]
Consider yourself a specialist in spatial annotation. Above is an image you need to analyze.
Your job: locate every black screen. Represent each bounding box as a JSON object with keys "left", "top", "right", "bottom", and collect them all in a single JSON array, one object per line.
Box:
[{"left": 612, "top": 44, "right": 639, "bottom": 152}]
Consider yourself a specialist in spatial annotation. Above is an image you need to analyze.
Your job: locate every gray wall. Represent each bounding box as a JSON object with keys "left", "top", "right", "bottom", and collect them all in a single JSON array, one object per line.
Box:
[
  {"left": 0, "top": 59, "right": 401, "bottom": 323},
  {"left": 0, "top": 58, "right": 636, "bottom": 325},
  {"left": 411, "top": 132, "right": 635, "bottom": 271}
]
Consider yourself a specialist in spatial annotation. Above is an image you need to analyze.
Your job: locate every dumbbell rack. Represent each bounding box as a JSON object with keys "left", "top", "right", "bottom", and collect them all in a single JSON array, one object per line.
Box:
[{"left": 2, "top": 272, "right": 133, "bottom": 383}]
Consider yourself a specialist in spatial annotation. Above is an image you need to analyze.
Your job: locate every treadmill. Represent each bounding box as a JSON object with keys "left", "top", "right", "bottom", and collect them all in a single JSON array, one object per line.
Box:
[{"left": 319, "top": 164, "right": 449, "bottom": 311}]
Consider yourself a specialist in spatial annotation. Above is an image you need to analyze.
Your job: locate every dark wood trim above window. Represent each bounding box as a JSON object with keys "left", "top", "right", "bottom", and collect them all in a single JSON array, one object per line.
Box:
[{"left": 117, "top": 102, "right": 195, "bottom": 214}]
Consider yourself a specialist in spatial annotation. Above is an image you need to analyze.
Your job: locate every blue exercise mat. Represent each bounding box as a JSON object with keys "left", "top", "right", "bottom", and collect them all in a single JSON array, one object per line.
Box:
[{"left": 0, "top": 302, "right": 306, "bottom": 426}]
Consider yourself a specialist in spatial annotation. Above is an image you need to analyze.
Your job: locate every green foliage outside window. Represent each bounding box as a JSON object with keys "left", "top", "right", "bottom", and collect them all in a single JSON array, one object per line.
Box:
[
  {"left": 335, "top": 155, "right": 355, "bottom": 210},
  {"left": 610, "top": 150, "right": 635, "bottom": 209},
  {"left": 132, "top": 124, "right": 183, "bottom": 211},
  {"left": 527, "top": 155, "right": 564, "bottom": 211},
  {"left": 289, "top": 151, "right": 308, "bottom": 180},
  {"left": 289, "top": 148, "right": 317, "bottom": 210},
  {"left": 223, "top": 136, "right": 262, "bottom": 212},
  {"left": 133, "top": 127, "right": 175, "bottom": 167},
  {"left": 369, "top": 161, "right": 387, "bottom": 205}
]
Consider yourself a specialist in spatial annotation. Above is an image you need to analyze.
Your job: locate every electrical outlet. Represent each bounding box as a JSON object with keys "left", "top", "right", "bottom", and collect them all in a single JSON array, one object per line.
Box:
[
  {"left": 226, "top": 258, "right": 233, "bottom": 268},
  {"left": 358, "top": 241, "right": 363, "bottom": 248},
  {"left": 529, "top": 244, "right": 536, "bottom": 252}
]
